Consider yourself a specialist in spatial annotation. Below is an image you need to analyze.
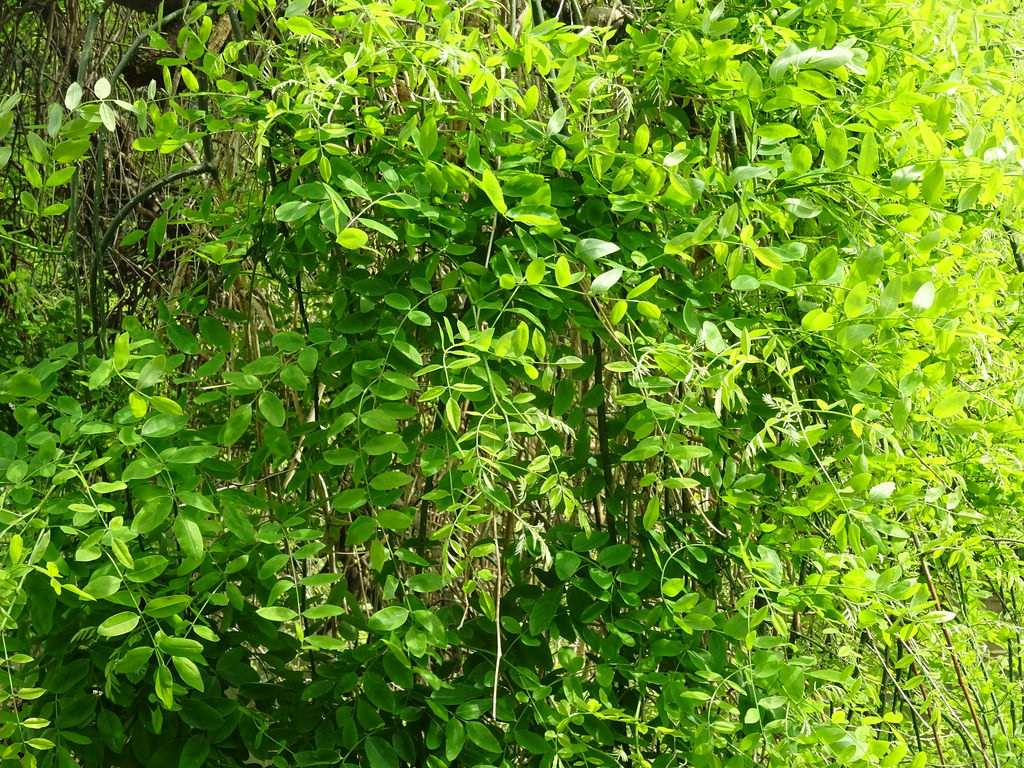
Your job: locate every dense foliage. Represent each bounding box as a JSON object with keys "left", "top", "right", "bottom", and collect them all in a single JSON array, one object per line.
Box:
[{"left": 4, "top": 0, "right": 1024, "bottom": 766}]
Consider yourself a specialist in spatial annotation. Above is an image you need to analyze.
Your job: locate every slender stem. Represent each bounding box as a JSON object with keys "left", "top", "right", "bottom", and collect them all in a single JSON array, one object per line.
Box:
[
  {"left": 109, "top": 6, "right": 188, "bottom": 86},
  {"left": 91, "top": 131, "right": 106, "bottom": 352},
  {"left": 594, "top": 337, "right": 615, "bottom": 543},
  {"left": 913, "top": 530, "right": 993, "bottom": 768},
  {"left": 227, "top": 7, "right": 259, "bottom": 92},
  {"left": 96, "top": 163, "right": 212, "bottom": 258},
  {"left": 76, "top": 13, "right": 101, "bottom": 83},
  {"left": 67, "top": 12, "right": 102, "bottom": 370},
  {"left": 491, "top": 512, "right": 502, "bottom": 718}
]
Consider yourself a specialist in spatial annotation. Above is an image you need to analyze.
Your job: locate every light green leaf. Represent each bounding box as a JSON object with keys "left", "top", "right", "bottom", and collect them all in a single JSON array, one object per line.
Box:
[
  {"left": 275, "top": 200, "right": 314, "bottom": 222},
  {"left": 868, "top": 482, "right": 896, "bottom": 502},
  {"left": 590, "top": 268, "right": 622, "bottom": 294},
  {"left": 782, "top": 198, "right": 821, "bottom": 218},
  {"left": 256, "top": 606, "right": 298, "bottom": 621},
  {"left": 337, "top": 227, "right": 368, "bottom": 248},
  {"left": 858, "top": 131, "right": 879, "bottom": 176},
  {"left": 98, "top": 612, "right": 140, "bottom": 637},
  {"left": 824, "top": 126, "right": 848, "bottom": 170},
  {"left": 912, "top": 281, "right": 935, "bottom": 312},
  {"left": 555, "top": 256, "right": 572, "bottom": 287},
  {"left": 757, "top": 123, "right": 801, "bottom": 140},
  {"left": 933, "top": 390, "right": 969, "bottom": 419},
  {"left": 479, "top": 169, "right": 506, "bottom": 214},
  {"left": 526, "top": 258, "right": 546, "bottom": 285},
  {"left": 731, "top": 275, "right": 760, "bottom": 291},
  {"left": 65, "top": 82, "right": 82, "bottom": 110}
]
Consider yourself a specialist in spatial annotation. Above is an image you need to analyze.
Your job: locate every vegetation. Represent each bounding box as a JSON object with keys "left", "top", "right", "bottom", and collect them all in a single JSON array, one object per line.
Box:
[{"left": 3, "top": 0, "right": 1024, "bottom": 765}]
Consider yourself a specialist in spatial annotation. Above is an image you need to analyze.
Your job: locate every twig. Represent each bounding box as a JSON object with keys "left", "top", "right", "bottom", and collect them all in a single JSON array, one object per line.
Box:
[
  {"left": 96, "top": 163, "right": 213, "bottom": 257},
  {"left": 912, "top": 534, "right": 993, "bottom": 768},
  {"left": 109, "top": 6, "right": 188, "bottom": 85}
]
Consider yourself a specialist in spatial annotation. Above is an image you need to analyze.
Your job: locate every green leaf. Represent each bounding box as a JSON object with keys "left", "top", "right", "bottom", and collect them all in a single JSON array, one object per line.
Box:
[
  {"left": 590, "top": 268, "right": 622, "bottom": 294},
  {"left": 756, "top": 123, "right": 801, "bottom": 140},
  {"left": 132, "top": 497, "right": 172, "bottom": 534},
  {"left": 275, "top": 200, "right": 314, "bottom": 222},
  {"left": 172, "top": 656, "right": 205, "bottom": 692},
  {"left": 256, "top": 606, "right": 299, "bottom": 621},
  {"left": 752, "top": 247, "right": 781, "bottom": 269},
  {"left": 179, "top": 735, "right": 210, "bottom": 768},
  {"left": 466, "top": 721, "right": 502, "bottom": 753},
  {"left": 150, "top": 396, "right": 182, "bottom": 416},
  {"left": 598, "top": 543, "right": 632, "bottom": 567},
  {"left": 824, "top": 126, "right": 848, "bottom": 170},
  {"left": 933, "top": 390, "right": 969, "bottom": 419},
  {"left": 223, "top": 506, "right": 256, "bottom": 544},
  {"left": 637, "top": 301, "right": 661, "bottom": 319},
  {"left": 418, "top": 115, "right": 438, "bottom": 157},
  {"left": 52, "top": 139, "right": 90, "bottom": 163},
  {"left": 370, "top": 470, "right": 413, "bottom": 491},
  {"left": 365, "top": 737, "right": 398, "bottom": 768},
  {"left": 337, "top": 227, "right": 368, "bottom": 248},
  {"left": 782, "top": 198, "right": 821, "bottom": 218},
  {"left": 346, "top": 515, "right": 377, "bottom": 545},
  {"left": 115, "top": 646, "right": 154, "bottom": 675},
  {"left": 6, "top": 372, "right": 41, "bottom": 397},
  {"left": 258, "top": 390, "right": 286, "bottom": 427},
  {"left": 868, "top": 482, "right": 896, "bottom": 502},
  {"left": 173, "top": 515, "right": 203, "bottom": 562},
  {"left": 546, "top": 107, "right": 566, "bottom": 135},
  {"left": 526, "top": 258, "right": 546, "bottom": 285},
  {"left": 912, "top": 281, "right": 935, "bottom": 312},
  {"left": 144, "top": 595, "right": 192, "bottom": 618},
  {"left": 45, "top": 166, "right": 76, "bottom": 186},
  {"left": 368, "top": 605, "right": 409, "bottom": 631},
  {"left": 198, "top": 317, "right": 231, "bottom": 350},
  {"left": 858, "top": 131, "right": 879, "bottom": 176},
  {"left": 284, "top": 15, "right": 322, "bottom": 35},
  {"left": 528, "top": 588, "right": 562, "bottom": 635},
  {"left": 92, "top": 480, "right": 127, "bottom": 494},
  {"left": 89, "top": 359, "right": 114, "bottom": 390},
  {"left": 167, "top": 323, "right": 199, "bottom": 354},
  {"left": 810, "top": 247, "right": 839, "bottom": 282},
  {"left": 577, "top": 238, "right": 620, "bottom": 262},
  {"left": 446, "top": 718, "right": 466, "bottom": 761},
  {"left": 921, "top": 162, "right": 945, "bottom": 205},
  {"left": 137, "top": 355, "right": 165, "bottom": 389},
  {"left": 739, "top": 61, "right": 762, "bottom": 98},
  {"left": 850, "top": 245, "right": 884, "bottom": 285},
  {"left": 180, "top": 67, "right": 199, "bottom": 92},
  {"left": 98, "top": 612, "right": 140, "bottom": 637},
  {"left": 154, "top": 664, "right": 174, "bottom": 709},
  {"left": 702, "top": 321, "right": 727, "bottom": 354},
  {"left": 621, "top": 437, "right": 661, "bottom": 461},
  {"left": 221, "top": 403, "right": 252, "bottom": 446},
  {"left": 479, "top": 168, "right": 506, "bottom": 214},
  {"left": 165, "top": 446, "right": 218, "bottom": 464},
  {"left": 122, "top": 458, "right": 162, "bottom": 482},
  {"left": 65, "top": 82, "right": 82, "bottom": 110},
  {"left": 731, "top": 275, "right": 760, "bottom": 291}
]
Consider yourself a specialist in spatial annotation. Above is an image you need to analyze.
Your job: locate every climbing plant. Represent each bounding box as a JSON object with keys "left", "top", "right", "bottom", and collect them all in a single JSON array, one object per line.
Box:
[{"left": 3, "top": 0, "right": 1024, "bottom": 766}]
